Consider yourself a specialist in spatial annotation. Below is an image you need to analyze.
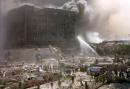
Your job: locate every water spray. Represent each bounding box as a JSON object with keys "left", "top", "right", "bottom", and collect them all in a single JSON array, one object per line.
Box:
[{"left": 77, "top": 35, "right": 98, "bottom": 56}]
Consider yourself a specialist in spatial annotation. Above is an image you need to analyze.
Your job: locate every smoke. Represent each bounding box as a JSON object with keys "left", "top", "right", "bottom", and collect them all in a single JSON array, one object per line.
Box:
[
  {"left": 0, "top": 0, "right": 69, "bottom": 14},
  {"left": 92, "top": 0, "right": 130, "bottom": 40},
  {"left": 86, "top": 32, "right": 103, "bottom": 43},
  {"left": 1, "top": 0, "right": 19, "bottom": 14},
  {"left": 44, "top": 4, "right": 62, "bottom": 9},
  {"left": 63, "top": 0, "right": 130, "bottom": 42},
  {"left": 1, "top": 0, "right": 130, "bottom": 43},
  {"left": 62, "top": 0, "right": 93, "bottom": 15},
  {"left": 88, "top": 0, "right": 130, "bottom": 41},
  {"left": 62, "top": 0, "right": 79, "bottom": 12},
  {"left": 62, "top": 0, "right": 100, "bottom": 43}
]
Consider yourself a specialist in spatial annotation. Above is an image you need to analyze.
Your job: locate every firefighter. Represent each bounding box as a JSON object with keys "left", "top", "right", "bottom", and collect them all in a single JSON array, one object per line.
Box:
[
  {"left": 51, "top": 82, "right": 53, "bottom": 89},
  {"left": 80, "top": 78, "right": 83, "bottom": 86},
  {"left": 71, "top": 75, "right": 75, "bottom": 84},
  {"left": 85, "top": 81, "right": 89, "bottom": 89},
  {"left": 58, "top": 80, "right": 61, "bottom": 88}
]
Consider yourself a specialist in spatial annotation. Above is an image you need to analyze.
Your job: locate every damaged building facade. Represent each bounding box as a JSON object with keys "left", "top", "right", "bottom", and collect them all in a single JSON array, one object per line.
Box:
[
  {"left": 3, "top": 5, "right": 80, "bottom": 61},
  {"left": 6, "top": 5, "right": 79, "bottom": 49}
]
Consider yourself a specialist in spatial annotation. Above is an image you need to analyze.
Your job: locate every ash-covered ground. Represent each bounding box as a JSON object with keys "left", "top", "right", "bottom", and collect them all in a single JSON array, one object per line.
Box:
[{"left": 0, "top": 0, "right": 130, "bottom": 89}]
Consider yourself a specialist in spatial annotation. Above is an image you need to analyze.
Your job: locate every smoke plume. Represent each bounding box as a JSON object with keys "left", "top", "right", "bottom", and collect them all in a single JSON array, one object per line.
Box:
[
  {"left": 92, "top": 0, "right": 130, "bottom": 41},
  {"left": 63, "top": 0, "right": 130, "bottom": 42},
  {"left": 1, "top": 0, "right": 130, "bottom": 43}
]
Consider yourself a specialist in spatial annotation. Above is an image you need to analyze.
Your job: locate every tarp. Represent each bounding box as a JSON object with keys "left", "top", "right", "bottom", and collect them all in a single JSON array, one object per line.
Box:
[{"left": 89, "top": 67, "right": 102, "bottom": 72}]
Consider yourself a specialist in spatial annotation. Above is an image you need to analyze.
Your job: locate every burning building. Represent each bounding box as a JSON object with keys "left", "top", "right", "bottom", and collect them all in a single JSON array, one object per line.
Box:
[
  {"left": 5, "top": 5, "right": 80, "bottom": 53},
  {"left": 2, "top": 5, "right": 81, "bottom": 61}
]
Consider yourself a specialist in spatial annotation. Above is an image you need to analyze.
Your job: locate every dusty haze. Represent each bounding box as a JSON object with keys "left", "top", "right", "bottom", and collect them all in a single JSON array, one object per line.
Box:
[{"left": 1, "top": 0, "right": 130, "bottom": 44}]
